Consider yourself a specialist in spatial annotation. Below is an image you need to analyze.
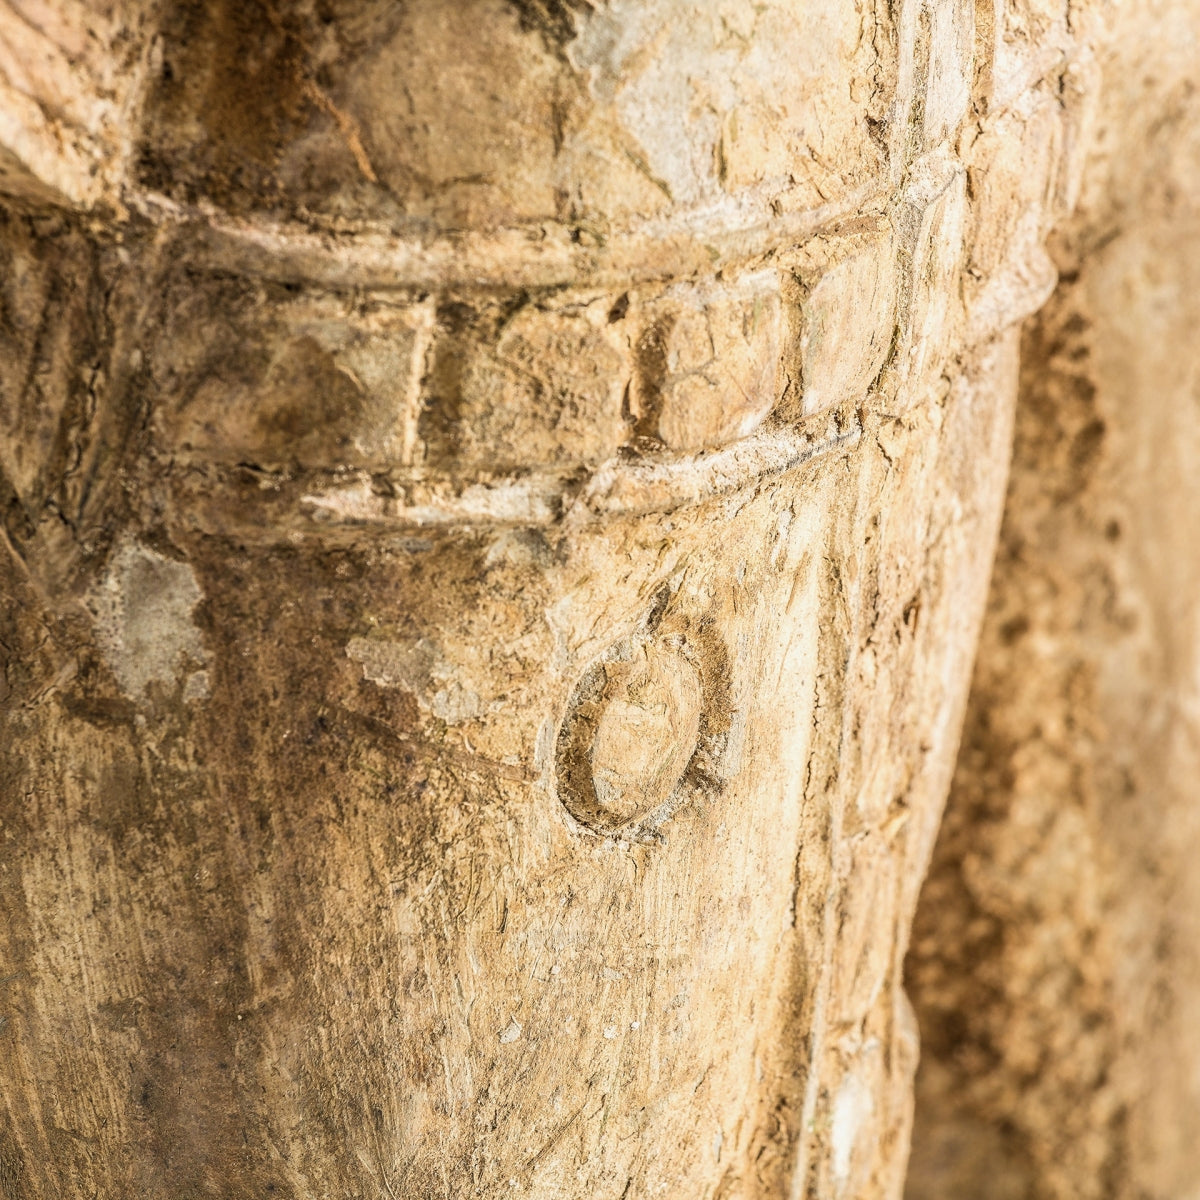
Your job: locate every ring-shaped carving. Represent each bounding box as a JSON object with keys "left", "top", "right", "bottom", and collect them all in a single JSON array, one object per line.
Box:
[{"left": 555, "top": 589, "right": 733, "bottom": 839}]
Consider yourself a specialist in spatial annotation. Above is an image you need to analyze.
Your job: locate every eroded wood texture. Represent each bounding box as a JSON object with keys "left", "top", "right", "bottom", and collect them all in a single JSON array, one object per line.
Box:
[{"left": 0, "top": 2, "right": 1091, "bottom": 1197}]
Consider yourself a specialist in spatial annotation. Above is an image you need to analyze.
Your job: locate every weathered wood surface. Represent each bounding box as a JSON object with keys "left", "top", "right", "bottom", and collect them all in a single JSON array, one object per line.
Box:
[{"left": 0, "top": 2, "right": 1093, "bottom": 1197}]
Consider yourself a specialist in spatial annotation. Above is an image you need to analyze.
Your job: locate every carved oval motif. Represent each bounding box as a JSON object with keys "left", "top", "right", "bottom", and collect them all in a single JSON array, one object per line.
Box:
[{"left": 556, "top": 600, "right": 732, "bottom": 838}]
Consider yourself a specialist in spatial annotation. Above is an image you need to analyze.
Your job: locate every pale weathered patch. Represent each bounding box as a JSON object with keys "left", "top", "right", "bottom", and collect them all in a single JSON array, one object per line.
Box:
[
  {"left": 88, "top": 541, "right": 209, "bottom": 700},
  {"left": 346, "top": 635, "right": 482, "bottom": 725}
]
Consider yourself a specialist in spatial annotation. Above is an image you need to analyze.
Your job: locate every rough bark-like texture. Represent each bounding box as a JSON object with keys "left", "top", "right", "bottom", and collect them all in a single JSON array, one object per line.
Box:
[
  {"left": 906, "top": 0, "right": 1200, "bottom": 1196},
  {"left": 0, "top": 3, "right": 1089, "bottom": 1198}
]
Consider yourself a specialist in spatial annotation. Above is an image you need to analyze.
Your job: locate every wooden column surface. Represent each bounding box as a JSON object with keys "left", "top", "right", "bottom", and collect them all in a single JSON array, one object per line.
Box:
[{"left": 0, "top": 2, "right": 1095, "bottom": 1196}]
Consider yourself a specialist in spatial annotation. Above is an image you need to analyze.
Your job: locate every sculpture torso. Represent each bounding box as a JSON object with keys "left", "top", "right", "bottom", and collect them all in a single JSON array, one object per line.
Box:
[{"left": 0, "top": 1, "right": 1089, "bottom": 1196}]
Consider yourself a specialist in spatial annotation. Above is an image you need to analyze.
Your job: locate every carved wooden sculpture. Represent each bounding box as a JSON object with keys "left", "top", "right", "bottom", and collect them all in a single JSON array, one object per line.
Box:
[{"left": 0, "top": 2, "right": 1095, "bottom": 1197}]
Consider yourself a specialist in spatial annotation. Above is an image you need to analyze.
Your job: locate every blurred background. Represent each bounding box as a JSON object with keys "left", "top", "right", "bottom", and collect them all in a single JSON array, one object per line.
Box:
[{"left": 906, "top": 1, "right": 1200, "bottom": 1195}]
